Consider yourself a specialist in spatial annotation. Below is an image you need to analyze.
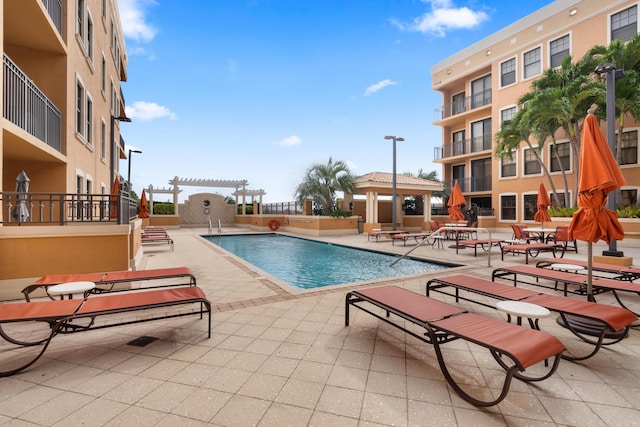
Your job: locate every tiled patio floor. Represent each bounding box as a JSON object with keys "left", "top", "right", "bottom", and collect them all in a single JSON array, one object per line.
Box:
[{"left": 1, "top": 227, "right": 640, "bottom": 426}]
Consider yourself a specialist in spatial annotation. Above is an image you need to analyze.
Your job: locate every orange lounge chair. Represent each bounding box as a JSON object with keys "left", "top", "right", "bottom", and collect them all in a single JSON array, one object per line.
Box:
[
  {"left": 426, "top": 274, "right": 637, "bottom": 361},
  {"left": 536, "top": 258, "right": 640, "bottom": 282},
  {"left": 367, "top": 229, "right": 407, "bottom": 242},
  {"left": 455, "top": 238, "right": 504, "bottom": 256},
  {"left": 23, "top": 267, "right": 197, "bottom": 301},
  {"left": 500, "top": 242, "right": 561, "bottom": 264},
  {"left": 141, "top": 234, "right": 174, "bottom": 251},
  {"left": 345, "top": 285, "right": 564, "bottom": 406},
  {"left": 391, "top": 232, "right": 431, "bottom": 246},
  {"left": 0, "top": 287, "right": 211, "bottom": 377}
]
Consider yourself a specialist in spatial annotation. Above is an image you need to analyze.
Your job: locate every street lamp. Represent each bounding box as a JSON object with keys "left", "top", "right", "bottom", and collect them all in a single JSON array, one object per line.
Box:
[
  {"left": 110, "top": 115, "right": 132, "bottom": 186},
  {"left": 384, "top": 135, "right": 404, "bottom": 230},
  {"left": 127, "top": 149, "right": 142, "bottom": 192},
  {"left": 594, "top": 62, "right": 625, "bottom": 256}
]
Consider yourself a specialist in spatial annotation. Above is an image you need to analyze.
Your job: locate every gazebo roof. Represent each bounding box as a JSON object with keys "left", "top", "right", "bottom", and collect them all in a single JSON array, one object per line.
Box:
[{"left": 354, "top": 172, "right": 443, "bottom": 193}]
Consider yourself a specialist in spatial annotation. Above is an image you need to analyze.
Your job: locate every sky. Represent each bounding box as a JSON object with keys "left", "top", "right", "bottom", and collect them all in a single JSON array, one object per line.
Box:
[{"left": 118, "top": 0, "right": 555, "bottom": 203}]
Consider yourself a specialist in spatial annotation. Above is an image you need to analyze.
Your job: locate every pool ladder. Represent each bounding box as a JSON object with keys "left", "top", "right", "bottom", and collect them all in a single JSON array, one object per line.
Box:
[{"left": 207, "top": 219, "right": 222, "bottom": 236}]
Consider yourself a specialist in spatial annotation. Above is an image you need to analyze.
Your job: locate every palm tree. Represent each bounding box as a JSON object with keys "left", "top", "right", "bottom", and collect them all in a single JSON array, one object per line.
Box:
[{"left": 295, "top": 157, "right": 355, "bottom": 215}]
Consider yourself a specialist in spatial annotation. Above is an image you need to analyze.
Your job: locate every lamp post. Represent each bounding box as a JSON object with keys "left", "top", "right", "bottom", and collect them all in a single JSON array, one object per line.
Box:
[
  {"left": 110, "top": 115, "right": 132, "bottom": 186},
  {"left": 127, "top": 149, "right": 142, "bottom": 192},
  {"left": 384, "top": 135, "right": 404, "bottom": 230},
  {"left": 594, "top": 62, "right": 625, "bottom": 256}
]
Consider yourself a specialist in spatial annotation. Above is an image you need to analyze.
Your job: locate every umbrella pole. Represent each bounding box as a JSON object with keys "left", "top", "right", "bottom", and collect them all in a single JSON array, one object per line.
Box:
[{"left": 587, "top": 242, "right": 594, "bottom": 302}]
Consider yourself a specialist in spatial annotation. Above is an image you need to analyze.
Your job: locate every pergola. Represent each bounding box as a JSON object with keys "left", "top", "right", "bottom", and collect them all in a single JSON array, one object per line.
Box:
[
  {"left": 351, "top": 172, "right": 443, "bottom": 231},
  {"left": 146, "top": 177, "right": 264, "bottom": 215}
]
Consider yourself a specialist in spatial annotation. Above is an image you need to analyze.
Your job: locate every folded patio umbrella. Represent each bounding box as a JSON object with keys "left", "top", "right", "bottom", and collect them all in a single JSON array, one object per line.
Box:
[
  {"left": 533, "top": 182, "right": 551, "bottom": 226},
  {"left": 109, "top": 176, "right": 120, "bottom": 220},
  {"left": 139, "top": 189, "right": 150, "bottom": 218},
  {"left": 447, "top": 180, "right": 465, "bottom": 221}
]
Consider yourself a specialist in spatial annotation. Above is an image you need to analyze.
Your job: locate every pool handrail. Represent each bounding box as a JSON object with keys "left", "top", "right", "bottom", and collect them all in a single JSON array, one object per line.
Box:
[{"left": 390, "top": 226, "right": 494, "bottom": 267}]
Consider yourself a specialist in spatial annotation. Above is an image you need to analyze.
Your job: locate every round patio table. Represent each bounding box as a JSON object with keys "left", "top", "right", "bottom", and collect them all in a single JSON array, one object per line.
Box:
[
  {"left": 47, "top": 281, "right": 96, "bottom": 300},
  {"left": 495, "top": 300, "right": 550, "bottom": 330}
]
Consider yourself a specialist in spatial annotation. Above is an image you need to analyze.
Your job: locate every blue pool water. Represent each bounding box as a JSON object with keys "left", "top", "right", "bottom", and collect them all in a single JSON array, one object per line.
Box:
[{"left": 204, "top": 233, "right": 452, "bottom": 290}]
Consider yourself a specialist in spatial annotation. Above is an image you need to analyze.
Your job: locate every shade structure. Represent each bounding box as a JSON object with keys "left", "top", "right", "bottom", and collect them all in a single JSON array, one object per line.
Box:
[
  {"left": 109, "top": 176, "right": 121, "bottom": 220},
  {"left": 533, "top": 182, "right": 551, "bottom": 225},
  {"left": 13, "top": 170, "right": 30, "bottom": 224},
  {"left": 568, "top": 113, "right": 626, "bottom": 299},
  {"left": 447, "top": 180, "right": 465, "bottom": 221},
  {"left": 139, "top": 189, "right": 150, "bottom": 218}
]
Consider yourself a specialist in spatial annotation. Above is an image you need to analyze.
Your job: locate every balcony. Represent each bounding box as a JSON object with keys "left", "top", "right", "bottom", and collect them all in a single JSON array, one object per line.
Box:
[
  {"left": 1, "top": 191, "right": 138, "bottom": 226},
  {"left": 41, "top": 0, "right": 62, "bottom": 34},
  {"left": 437, "top": 88, "right": 492, "bottom": 121},
  {"left": 434, "top": 134, "right": 492, "bottom": 160},
  {"left": 3, "top": 54, "right": 62, "bottom": 152}
]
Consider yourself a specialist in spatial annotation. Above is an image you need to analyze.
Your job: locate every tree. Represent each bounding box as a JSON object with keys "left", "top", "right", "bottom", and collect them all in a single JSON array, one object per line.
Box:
[
  {"left": 403, "top": 169, "right": 442, "bottom": 214},
  {"left": 295, "top": 157, "right": 355, "bottom": 215}
]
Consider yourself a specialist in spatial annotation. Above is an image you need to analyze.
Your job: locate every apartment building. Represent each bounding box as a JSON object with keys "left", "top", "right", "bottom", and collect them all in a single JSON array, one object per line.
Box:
[
  {"left": 431, "top": 0, "right": 640, "bottom": 228},
  {"left": 0, "top": 0, "right": 135, "bottom": 297}
]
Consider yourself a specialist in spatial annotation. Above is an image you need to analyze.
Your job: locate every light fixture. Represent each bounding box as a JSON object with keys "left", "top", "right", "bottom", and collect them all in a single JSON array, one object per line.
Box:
[
  {"left": 569, "top": 8, "right": 577, "bottom": 16},
  {"left": 127, "top": 148, "right": 143, "bottom": 192},
  {"left": 486, "top": 50, "right": 492, "bottom": 56},
  {"left": 384, "top": 136, "right": 404, "bottom": 231}
]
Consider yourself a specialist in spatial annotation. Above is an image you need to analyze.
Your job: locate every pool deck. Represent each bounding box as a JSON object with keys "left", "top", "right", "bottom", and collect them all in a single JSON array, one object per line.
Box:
[{"left": 1, "top": 227, "right": 640, "bottom": 426}]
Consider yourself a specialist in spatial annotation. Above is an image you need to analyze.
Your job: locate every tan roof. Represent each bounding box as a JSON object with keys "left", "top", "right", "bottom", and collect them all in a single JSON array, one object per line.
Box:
[{"left": 354, "top": 172, "right": 443, "bottom": 193}]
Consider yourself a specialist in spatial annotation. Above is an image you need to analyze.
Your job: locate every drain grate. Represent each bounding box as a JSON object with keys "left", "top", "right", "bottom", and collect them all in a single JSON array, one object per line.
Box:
[{"left": 127, "top": 336, "right": 158, "bottom": 347}]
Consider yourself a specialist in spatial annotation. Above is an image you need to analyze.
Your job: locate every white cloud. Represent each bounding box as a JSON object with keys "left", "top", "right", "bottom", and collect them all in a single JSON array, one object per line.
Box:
[
  {"left": 118, "top": 0, "right": 158, "bottom": 43},
  {"left": 390, "top": 0, "right": 489, "bottom": 37},
  {"left": 276, "top": 135, "right": 302, "bottom": 147},
  {"left": 364, "top": 79, "right": 399, "bottom": 96},
  {"left": 125, "top": 101, "right": 177, "bottom": 121}
]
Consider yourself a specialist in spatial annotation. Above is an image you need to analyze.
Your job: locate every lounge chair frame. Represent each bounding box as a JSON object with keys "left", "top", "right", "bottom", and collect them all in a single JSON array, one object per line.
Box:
[
  {"left": 536, "top": 258, "right": 640, "bottom": 282},
  {"left": 345, "top": 286, "right": 564, "bottom": 406},
  {"left": 455, "top": 238, "right": 504, "bottom": 256},
  {"left": 426, "top": 275, "right": 637, "bottom": 361},
  {"left": 501, "top": 243, "right": 561, "bottom": 264},
  {"left": 0, "top": 287, "right": 211, "bottom": 377}
]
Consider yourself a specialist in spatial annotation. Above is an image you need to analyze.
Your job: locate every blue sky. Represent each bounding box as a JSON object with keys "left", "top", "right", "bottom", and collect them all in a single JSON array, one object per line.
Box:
[{"left": 118, "top": 0, "right": 554, "bottom": 203}]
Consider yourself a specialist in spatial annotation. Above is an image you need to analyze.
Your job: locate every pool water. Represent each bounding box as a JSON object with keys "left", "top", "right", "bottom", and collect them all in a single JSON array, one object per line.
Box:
[{"left": 204, "top": 233, "right": 452, "bottom": 290}]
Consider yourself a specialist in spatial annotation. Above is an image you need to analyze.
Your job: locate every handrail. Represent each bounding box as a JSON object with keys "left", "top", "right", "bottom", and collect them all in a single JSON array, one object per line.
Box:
[
  {"left": 208, "top": 219, "right": 213, "bottom": 236},
  {"left": 218, "top": 219, "right": 222, "bottom": 235},
  {"left": 390, "top": 226, "right": 494, "bottom": 267}
]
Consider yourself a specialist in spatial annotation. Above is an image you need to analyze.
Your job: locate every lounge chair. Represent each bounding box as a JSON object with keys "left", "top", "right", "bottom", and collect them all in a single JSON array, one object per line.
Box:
[
  {"left": 345, "top": 285, "right": 565, "bottom": 406},
  {"left": 455, "top": 238, "right": 504, "bottom": 256},
  {"left": 391, "top": 232, "right": 431, "bottom": 246},
  {"left": 367, "top": 229, "right": 406, "bottom": 242},
  {"left": 426, "top": 274, "right": 637, "bottom": 361},
  {"left": 493, "top": 265, "right": 640, "bottom": 315},
  {"left": 544, "top": 225, "right": 578, "bottom": 256},
  {"left": 500, "top": 242, "right": 561, "bottom": 264},
  {"left": 536, "top": 258, "right": 640, "bottom": 282},
  {"left": 141, "top": 234, "right": 174, "bottom": 251},
  {"left": 22, "top": 267, "right": 197, "bottom": 301},
  {"left": 511, "top": 224, "right": 538, "bottom": 243},
  {"left": 0, "top": 287, "right": 211, "bottom": 377}
]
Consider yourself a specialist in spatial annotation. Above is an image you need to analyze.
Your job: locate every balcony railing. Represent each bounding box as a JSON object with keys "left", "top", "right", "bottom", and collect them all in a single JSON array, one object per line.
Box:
[
  {"left": 434, "top": 134, "right": 492, "bottom": 160},
  {"left": 41, "top": 0, "right": 63, "bottom": 34},
  {"left": 438, "top": 88, "right": 492, "bottom": 120},
  {"left": 2, "top": 191, "right": 138, "bottom": 226},
  {"left": 445, "top": 176, "right": 492, "bottom": 193},
  {"left": 3, "top": 54, "right": 62, "bottom": 152}
]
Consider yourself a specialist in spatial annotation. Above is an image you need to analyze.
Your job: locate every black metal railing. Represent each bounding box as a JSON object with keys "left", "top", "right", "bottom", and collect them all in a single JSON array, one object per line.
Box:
[
  {"left": 438, "top": 88, "right": 492, "bottom": 120},
  {"left": 445, "top": 176, "right": 492, "bottom": 193},
  {"left": 3, "top": 55, "right": 62, "bottom": 152},
  {"left": 2, "top": 191, "right": 138, "bottom": 226},
  {"left": 262, "top": 201, "right": 303, "bottom": 215},
  {"left": 434, "top": 134, "right": 492, "bottom": 160},
  {"left": 41, "top": 0, "right": 63, "bottom": 34}
]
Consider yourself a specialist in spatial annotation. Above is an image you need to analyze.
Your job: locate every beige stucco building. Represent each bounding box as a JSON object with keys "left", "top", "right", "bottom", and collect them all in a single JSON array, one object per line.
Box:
[
  {"left": 431, "top": 0, "right": 640, "bottom": 229},
  {"left": 0, "top": 0, "right": 135, "bottom": 299}
]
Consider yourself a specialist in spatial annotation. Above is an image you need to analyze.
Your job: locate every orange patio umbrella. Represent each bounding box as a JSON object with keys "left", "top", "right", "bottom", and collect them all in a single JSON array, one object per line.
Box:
[
  {"left": 447, "top": 180, "right": 465, "bottom": 221},
  {"left": 533, "top": 182, "right": 552, "bottom": 226},
  {"left": 109, "top": 176, "right": 120, "bottom": 220},
  {"left": 139, "top": 189, "right": 150, "bottom": 218},
  {"left": 568, "top": 112, "right": 626, "bottom": 299}
]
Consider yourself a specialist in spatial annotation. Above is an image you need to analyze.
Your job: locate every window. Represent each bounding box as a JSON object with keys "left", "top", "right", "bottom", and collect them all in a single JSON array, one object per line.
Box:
[
  {"left": 471, "top": 158, "right": 491, "bottom": 191},
  {"left": 621, "top": 189, "right": 638, "bottom": 206},
  {"left": 611, "top": 5, "right": 638, "bottom": 42},
  {"left": 76, "top": 0, "right": 85, "bottom": 39},
  {"left": 100, "top": 119, "right": 106, "bottom": 159},
  {"left": 500, "top": 58, "right": 516, "bottom": 87},
  {"left": 523, "top": 194, "right": 537, "bottom": 221},
  {"left": 86, "top": 13, "right": 93, "bottom": 60},
  {"left": 101, "top": 54, "right": 106, "bottom": 93},
  {"left": 452, "top": 130, "right": 465, "bottom": 156},
  {"left": 550, "top": 35, "right": 570, "bottom": 68},
  {"left": 500, "top": 152, "right": 517, "bottom": 178},
  {"left": 86, "top": 96, "right": 93, "bottom": 144},
  {"left": 452, "top": 92, "right": 465, "bottom": 115},
  {"left": 471, "top": 118, "right": 492, "bottom": 152},
  {"left": 549, "top": 142, "right": 571, "bottom": 172},
  {"left": 500, "top": 106, "right": 516, "bottom": 123},
  {"left": 500, "top": 195, "right": 516, "bottom": 221},
  {"left": 552, "top": 192, "right": 568, "bottom": 208},
  {"left": 76, "top": 81, "right": 85, "bottom": 135},
  {"left": 523, "top": 47, "right": 541, "bottom": 79},
  {"left": 620, "top": 130, "right": 638, "bottom": 165},
  {"left": 471, "top": 75, "right": 491, "bottom": 109},
  {"left": 452, "top": 165, "right": 465, "bottom": 192},
  {"left": 101, "top": 0, "right": 106, "bottom": 19},
  {"left": 523, "top": 148, "right": 541, "bottom": 175}
]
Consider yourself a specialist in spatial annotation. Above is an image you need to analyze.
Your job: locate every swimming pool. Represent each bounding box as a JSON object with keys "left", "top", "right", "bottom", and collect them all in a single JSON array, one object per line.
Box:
[{"left": 204, "top": 233, "right": 452, "bottom": 290}]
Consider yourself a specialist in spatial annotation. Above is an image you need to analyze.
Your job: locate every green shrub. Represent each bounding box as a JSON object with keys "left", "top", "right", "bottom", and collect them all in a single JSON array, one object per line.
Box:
[
  {"left": 616, "top": 205, "right": 640, "bottom": 218},
  {"left": 237, "top": 205, "right": 253, "bottom": 214},
  {"left": 153, "top": 202, "right": 174, "bottom": 215},
  {"left": 548, "top": 206, "right": 578, "bottom": 217}
]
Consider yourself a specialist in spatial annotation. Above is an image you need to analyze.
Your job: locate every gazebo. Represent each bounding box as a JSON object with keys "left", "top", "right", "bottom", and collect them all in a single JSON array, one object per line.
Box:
[{"left": 349, "top": 172, "right": 443, "bottom": 232}]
